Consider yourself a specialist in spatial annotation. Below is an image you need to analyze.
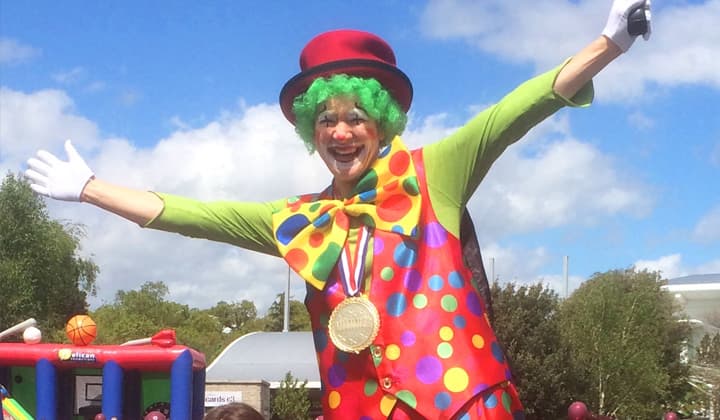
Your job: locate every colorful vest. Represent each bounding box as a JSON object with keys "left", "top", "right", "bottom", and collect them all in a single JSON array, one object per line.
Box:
[{"left": 297, "top": 150, "right": 512, "bottom": 419}]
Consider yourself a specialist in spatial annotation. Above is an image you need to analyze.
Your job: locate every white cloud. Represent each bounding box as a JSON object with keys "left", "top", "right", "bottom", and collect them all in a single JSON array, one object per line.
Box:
[
  {"left": 634, "top": 253, "right": 720, "bottom": 280},
  {"left": 419, "top": 0, "right": 720, "bottom": 101},
  {"left": 460, "top": 115, "right": 652, "bottom": 239},
  {"left": 52, "top": 67, "right": 86, "bottom": 85},
  {"left": 693, "top": 205, "right": 720, "bottom": 243},
  {"left": 0, "top": 88, "right": 99, "bottom": 174},
  {"left": 634, "top": 253, "right": 684, "bottom": 279},
  {"left": 0, "top": 83, "right": 673, "bottom": 312},
  {"left": 0, "top": 38, "right": 41, "bottom": 65}
]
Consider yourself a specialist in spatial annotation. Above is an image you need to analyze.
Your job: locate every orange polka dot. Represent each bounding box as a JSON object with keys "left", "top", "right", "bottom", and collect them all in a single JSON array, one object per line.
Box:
[
  {"left": 383, "top": 179, "right": 399, "bottom": 191},
  {"left": 389, "top": 150, "right": 410, "bottom": 175},
  {"left": 285, "top": 248, "right": 308, "bottom": 270},
  {"left": 335, "top": 211, "right": 349, "bottom": 230},
  {"left": 377, "top": 194, "right": 412, "bottom": 222},
  {"left": 319, "top": 203, "right": 336, "bottom": 215},
  {"left": 328, "top": 390, "right": 341, "bottom": 409},
  {"left": 309, "top": 232, "right": 325, "bottom": 248}
]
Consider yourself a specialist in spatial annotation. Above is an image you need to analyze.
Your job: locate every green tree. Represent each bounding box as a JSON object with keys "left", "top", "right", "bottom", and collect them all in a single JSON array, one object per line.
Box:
[
  {"left": 209, "top": 299, "right": 263, "bottom": 334},
  {"left": 263, "top": 293, "right": 311, "bottom": 332},
  {"left": 558, "top": 269, "right": 690, "bottom": 418},
  {"left": 91, "top": 281, "right": 228, "bottom": 360},
  {"left": 271, "top": 371, "right": 311, "bottom": 420},
  {"left": 491, "top": 281, "right": 572, "bottom": 419},
  {"left": 0, "top": 173, "right": 98, "bottom": 333}
]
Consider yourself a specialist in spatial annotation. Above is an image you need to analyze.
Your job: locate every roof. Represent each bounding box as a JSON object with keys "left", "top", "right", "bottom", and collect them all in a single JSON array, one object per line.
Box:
[
  {"left": 663, "top": 274, "right": 720, "bottom": 301},
  {"left": 666, "top": 273, "right": 720, "bottom": 286},
  {"left": 206, "top": 331, "right": 319, "bottom": 388},
  {"left": 663, "top": 274, "right": 720, "bottom": 332}
]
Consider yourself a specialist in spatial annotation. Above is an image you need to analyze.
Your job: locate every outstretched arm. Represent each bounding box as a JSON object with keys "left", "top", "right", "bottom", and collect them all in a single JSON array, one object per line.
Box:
[
  {"left": 25, "top": 140, "right": 163, "bottom": 225},
  {"left": 554, "top": 0, "right": 651, "bottom": 99}
]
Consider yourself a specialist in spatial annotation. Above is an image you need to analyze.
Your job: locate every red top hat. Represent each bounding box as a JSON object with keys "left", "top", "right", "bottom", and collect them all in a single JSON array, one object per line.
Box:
[{"left": 279, "top": 29, "right": 413, "bottom": 123}]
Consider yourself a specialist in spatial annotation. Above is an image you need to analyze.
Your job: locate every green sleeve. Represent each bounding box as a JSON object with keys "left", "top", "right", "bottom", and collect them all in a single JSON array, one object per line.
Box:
[
  {"left": 144, "top": 193, "right": 284, "bottom": 257},
  {"left": 423, "top": 62, "right": 594, "bottom": 237}
]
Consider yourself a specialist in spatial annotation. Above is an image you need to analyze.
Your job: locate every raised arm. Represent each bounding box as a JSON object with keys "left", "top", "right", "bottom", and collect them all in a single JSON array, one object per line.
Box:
[
  {"left": 25, "top": 140, "right": 163, "bottom": 225},
  {"left": 554, "top": 0, "right": 651, "bottom": 99}
]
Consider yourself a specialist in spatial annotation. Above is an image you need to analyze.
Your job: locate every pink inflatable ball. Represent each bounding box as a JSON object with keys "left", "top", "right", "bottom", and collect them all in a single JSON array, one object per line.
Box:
[
  {"left": 568, "top": 401, "right": 589, "bottom": 420},
  {"left": 144, "top": 411, "right": 167, "bottom": 420},
  {"left": 664, "top": 413, "right": 678, "bottom": 420},
  {"left": 94, "top": 414, "right": 106, "bottom": 420}
]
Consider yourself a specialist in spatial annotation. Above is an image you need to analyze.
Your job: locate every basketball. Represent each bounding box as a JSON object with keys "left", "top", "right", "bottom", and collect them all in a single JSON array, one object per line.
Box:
[{"left": 65, "top": 314, "right": 97, "bottom": 346}]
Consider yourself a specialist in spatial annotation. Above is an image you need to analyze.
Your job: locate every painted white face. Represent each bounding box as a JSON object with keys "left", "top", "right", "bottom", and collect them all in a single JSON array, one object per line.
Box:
[{"left": 313, "top": 96, "right": 382, "bottom": 198}]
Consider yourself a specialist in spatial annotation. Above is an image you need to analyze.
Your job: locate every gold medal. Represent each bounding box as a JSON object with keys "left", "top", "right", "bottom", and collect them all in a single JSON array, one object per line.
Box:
[{"left": 328, "top": 296, "right": 380, "bottom": 353}]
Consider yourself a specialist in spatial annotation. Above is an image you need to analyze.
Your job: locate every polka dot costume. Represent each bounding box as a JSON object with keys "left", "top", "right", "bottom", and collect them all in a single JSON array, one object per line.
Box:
[
  {"left": 273, "top": 137, "right": 422, "bottom": 290},
  {"left": 299, "top": 147, "right": 523, "bottom": 419}
]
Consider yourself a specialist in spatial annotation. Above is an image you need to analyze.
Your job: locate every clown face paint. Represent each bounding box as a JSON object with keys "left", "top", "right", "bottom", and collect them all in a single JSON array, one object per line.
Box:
[{"left": 314, "top": 96, "right": 382, "bottom": 198}]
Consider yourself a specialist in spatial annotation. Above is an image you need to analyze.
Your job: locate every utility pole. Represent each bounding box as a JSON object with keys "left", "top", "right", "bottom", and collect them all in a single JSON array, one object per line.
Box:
[
  {"left": 563, "top": 255, "right": 569, "bottom": 298},
  {"left": 283, "top": 266, "right": 290, "bottom": 333}
]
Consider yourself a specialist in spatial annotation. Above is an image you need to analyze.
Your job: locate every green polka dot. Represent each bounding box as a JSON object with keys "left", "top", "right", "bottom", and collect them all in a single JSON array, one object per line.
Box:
[
  {"left": 396, "top": 390, "right": 417, "bottom": 408},
  {"left": 355, "top": 169, "right": 379, "bottom": 192},
  {"left": 360, "top": 214, "right": 377, "bottom": 228},
  {"left": 381, "top": 267, "right": 394, "bottom": 281},
  {"left": 364, "top": 379, "right": 378, "bottom": 396},
  {"left": 319, "top": 313, "right": 329, "bottom": 326},
  {"left": 437, "top": 342, "right": 453, "bottom": 359},
  {"left": 312, "top": 243, "right": 342, "bottom": 280},
  {"left": 502, "top": 391, "right": 512, "bottom": 412},
  {"left": 288, "top": 196, "right": 300, "bottom": 203},
  {"left": 441, "top": 295, "right": 458, "bottom": 312},
  {"left": 309, "top": 202, "right": 321, "bottom": 212},
  {"left": 402, "top": 176, "right": 420, "bottom": 196},
  {"left": 413, "top": 294, "right": 428, "bottom": 309}
]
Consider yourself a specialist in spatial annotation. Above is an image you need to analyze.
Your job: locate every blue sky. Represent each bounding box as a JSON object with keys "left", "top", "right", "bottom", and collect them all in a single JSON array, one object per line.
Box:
[{"left": 1, "top": 0, "right": 719, "bottom": 312}]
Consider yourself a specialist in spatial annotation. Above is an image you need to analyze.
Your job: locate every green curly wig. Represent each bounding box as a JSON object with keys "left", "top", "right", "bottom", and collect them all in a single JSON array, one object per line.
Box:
[{"left": 292, "top": 74, "right": 408, "bottom": 153}]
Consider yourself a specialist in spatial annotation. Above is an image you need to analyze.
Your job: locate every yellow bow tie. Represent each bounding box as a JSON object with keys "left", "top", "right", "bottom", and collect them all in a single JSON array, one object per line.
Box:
[{"left": 273, "top": 137, "right": 421, "bottom": 290}]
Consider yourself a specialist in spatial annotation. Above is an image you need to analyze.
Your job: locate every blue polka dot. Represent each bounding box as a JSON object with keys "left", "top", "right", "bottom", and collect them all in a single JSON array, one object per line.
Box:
[
  {"left": 428, "top": 275, "right": 444, "bottom": 291},
  {"left": 358, "top": 190, "right": 377, "bottom": 202},
  {"left": 491, "top": 341, "right": 505, "bottom": 363},
  {"left": 386, "top": 293, "right": 407, "bottom": 317},
  {"left": 335, "top": 349, "right": 350, "bottom": 363},
  {"left": 276, "top": 214, "right": 310, "bottom": 245},
  {"left": 312, "top": 212, "right": 331, "bottom": 228},
  {"left": 457, "top": 413, "right": 470, "bottom": 420},
  {"left": 393, "top": 240, "right": 418, "bottom": 268},
  {"left": 378, "top": 144, "right": 391, "bottom": 157},
  {"left": 313, "top": 329, "right": 328, "bottom": 352},
  {"left": 453, "top": 315, "right": 466, "bottom": 328},
  {"left": 448, "top": 271, "right": 464, "bottom": 288},
  {"left": 434, "top": 392, "right": 451, "bottom": 410},
  {"left": 484, "top": 393, "right": 498, "bottom": 408}
]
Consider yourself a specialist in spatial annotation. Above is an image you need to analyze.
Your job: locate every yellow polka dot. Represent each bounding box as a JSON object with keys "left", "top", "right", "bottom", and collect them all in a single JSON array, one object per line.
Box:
[
  {"left": 439, "top": 326, "right": 454, "bottom": 341},
  {"left": 444, "top": 367, "right": 469, "bottom": 393},
  {"left": 328, "top": 390, "right": 341, "bottom": 409},
  {"left": 386, "top": 344, "right": 401, "bottom": 360},
  {"left": 472, "top": 334, "right": 485, "bottom": 349},
  {"left": 380, "top": 394, "right": 397, "bottom": 416}
]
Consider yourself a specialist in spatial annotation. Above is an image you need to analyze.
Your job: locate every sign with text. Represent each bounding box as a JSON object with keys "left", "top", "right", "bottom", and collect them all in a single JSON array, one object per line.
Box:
[{"left": 204, "top": 391, "right": 243, "bottom": 407}]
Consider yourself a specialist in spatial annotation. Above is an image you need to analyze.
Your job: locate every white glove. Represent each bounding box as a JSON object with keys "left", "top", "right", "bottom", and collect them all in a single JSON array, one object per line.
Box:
[
  {"left": 602, "top": 0, "right": 652, "bottom": 52},
  {"left": 25, "top": 140, "right": 95, "bottom": 201}
]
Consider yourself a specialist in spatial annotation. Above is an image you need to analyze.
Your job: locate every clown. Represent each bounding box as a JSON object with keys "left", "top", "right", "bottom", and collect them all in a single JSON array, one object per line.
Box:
[{"left": 25, "top": 1, "right": 651, "bottom": 418}]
